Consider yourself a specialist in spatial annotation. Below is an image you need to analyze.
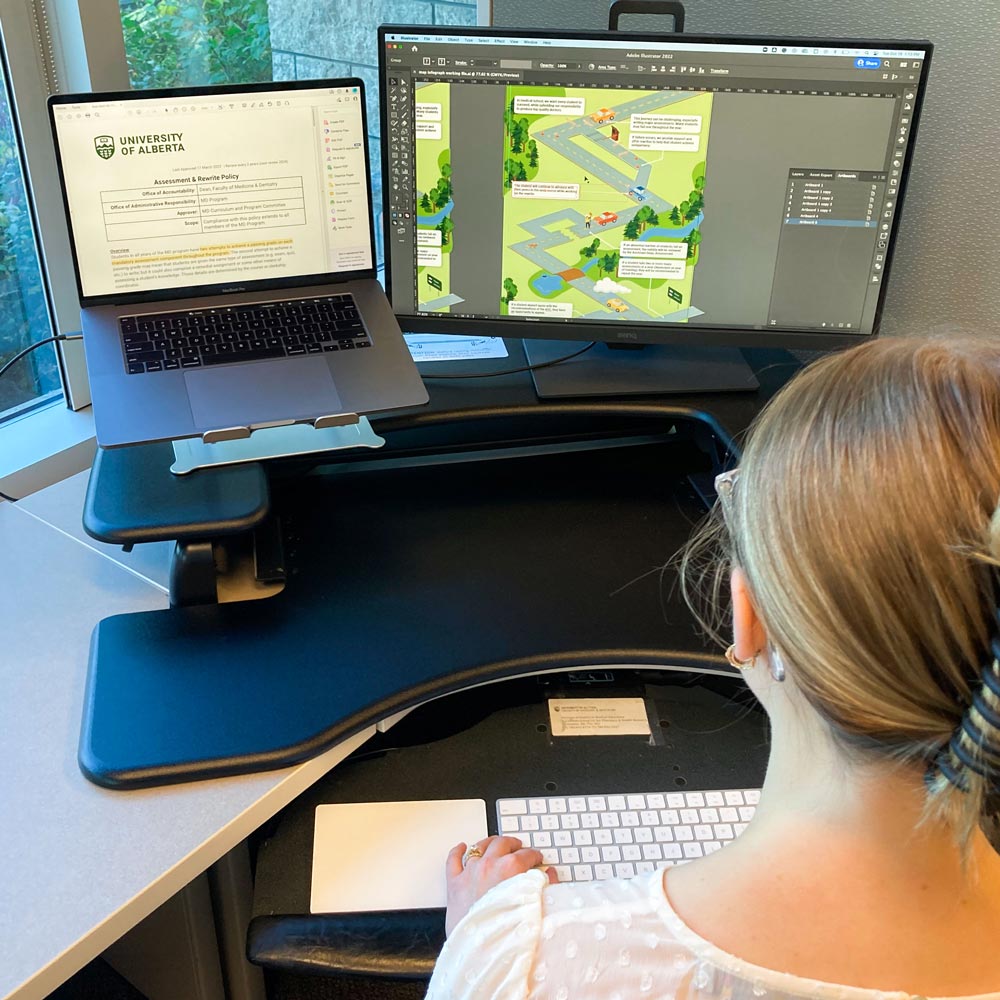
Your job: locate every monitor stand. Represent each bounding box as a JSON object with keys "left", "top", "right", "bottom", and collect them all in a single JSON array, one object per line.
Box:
[{"left": 524, "top": 341, "right": 759, "bottom": 398}]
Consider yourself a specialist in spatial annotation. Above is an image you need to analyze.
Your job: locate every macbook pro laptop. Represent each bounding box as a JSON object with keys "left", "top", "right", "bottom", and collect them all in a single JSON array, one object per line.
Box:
[{"left": 48, "top": 79, "right": 427, "bottom": 448}]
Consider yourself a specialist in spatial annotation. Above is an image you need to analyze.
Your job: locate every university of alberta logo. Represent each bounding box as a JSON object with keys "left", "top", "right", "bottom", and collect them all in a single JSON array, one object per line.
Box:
[{"left": 94, "top": 135, "right": 114, "bottom": 159}]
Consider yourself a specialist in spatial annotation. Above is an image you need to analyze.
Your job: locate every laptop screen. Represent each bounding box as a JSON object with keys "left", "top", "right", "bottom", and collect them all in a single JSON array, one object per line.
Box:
[{"left": 49, "top": 82, "right": 374, "bottom": 303}]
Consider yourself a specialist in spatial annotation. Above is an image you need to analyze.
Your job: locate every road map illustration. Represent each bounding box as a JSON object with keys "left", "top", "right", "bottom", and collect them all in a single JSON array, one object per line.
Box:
[{"left": 414, "top": 82, "right": 711, "bottom": 322}]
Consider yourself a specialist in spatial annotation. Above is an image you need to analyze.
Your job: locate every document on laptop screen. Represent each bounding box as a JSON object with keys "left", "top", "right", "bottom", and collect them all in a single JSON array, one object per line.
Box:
[{"left": 51, "top": 85, "right": 372, "bottom": 298}]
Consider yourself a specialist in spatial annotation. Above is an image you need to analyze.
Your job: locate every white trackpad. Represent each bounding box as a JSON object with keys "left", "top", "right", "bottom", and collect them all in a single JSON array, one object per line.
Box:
[{"left": 184, "top": 356, "right": 342, "bottom": 430}]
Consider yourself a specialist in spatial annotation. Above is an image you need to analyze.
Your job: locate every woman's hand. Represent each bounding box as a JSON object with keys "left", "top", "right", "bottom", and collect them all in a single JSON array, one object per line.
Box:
[{"left": 444, "top": 835, "right": 557, "bottom": 935}]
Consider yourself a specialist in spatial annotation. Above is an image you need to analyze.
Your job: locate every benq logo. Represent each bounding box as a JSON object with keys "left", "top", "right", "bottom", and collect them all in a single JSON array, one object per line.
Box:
[
  {"left": 94, "top": 135, "right": 114, "bottom": 159},
  {"left": 617, "top": 330, "right": 638, "bottom": 340}
]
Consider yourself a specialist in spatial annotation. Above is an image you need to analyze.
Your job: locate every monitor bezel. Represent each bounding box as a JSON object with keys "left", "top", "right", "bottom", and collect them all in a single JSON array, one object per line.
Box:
[
  {"left": 378, "top": 25, "right": 933, "bottom": 351},
  {"left": 48, "top": 77, "right": 378, "bottom": 308}
]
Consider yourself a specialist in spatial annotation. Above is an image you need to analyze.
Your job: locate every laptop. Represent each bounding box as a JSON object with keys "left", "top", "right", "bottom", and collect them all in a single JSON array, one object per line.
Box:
[{"left": 48, "top": 79, "right": 427, "bottom": 448}]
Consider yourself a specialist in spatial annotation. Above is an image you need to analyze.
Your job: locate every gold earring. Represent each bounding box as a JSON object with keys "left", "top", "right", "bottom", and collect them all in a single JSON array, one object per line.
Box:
[{"left": 725, "top": 644, "right": 755, "bottom": 671}]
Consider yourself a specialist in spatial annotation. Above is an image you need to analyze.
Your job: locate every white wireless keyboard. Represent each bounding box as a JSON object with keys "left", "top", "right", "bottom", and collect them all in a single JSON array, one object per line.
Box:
[{"left": 496, "top": 787, "right": 760, "bottom": 883}]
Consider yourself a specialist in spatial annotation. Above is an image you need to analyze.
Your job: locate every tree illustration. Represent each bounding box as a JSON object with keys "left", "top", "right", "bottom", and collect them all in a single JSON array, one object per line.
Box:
[
  {"left": 437, "top": 216, "right": 454, "bottom": 247},
  {"left": 420, "top": 193, "right": 432, "bottom": 213},
  {"left": 623, "top": 218, "right": 641, "bottom": 240},
  {"left": 502, "top": 277, "right": 518, "bottom": 303},
  {"left": 670, "top": 206, "right": 682, "bottom": 225}
]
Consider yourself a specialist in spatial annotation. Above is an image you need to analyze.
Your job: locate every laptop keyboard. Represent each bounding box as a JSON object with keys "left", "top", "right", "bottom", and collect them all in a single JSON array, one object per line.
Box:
[{"left": 120, "top": 294, "right": 370, "bottom": 374}]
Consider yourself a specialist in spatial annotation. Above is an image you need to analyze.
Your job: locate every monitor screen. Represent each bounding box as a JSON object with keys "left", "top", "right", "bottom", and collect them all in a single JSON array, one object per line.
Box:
[
  {"left": 49, "top": 81, "right": 374, "bottom": 305},
  {"left": 379, "top": 28, "right": 931, "bottom": 349}
]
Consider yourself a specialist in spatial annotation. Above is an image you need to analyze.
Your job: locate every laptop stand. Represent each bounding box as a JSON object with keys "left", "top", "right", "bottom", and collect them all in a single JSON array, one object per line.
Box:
[{"left": 172, "top": 417, "right": 384, "bottom": 475}]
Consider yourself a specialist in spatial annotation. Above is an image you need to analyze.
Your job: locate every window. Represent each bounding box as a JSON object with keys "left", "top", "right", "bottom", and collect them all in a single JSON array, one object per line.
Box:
[
  {"left": 118, "top": 0, "right": 480, "bottom": 263},
  {"left": 0, "top": 51, "right": 60, "bottom": 421}
]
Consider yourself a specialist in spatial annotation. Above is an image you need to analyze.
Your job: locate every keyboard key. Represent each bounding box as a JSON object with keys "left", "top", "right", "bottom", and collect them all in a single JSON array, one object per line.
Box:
[
  {"left": 725, "top": 791, "right": 745, "bottom": 805},
  {"left": 675, "top": 826, "right": 693, "bottom": 841},
  {"left": 745, "top": 790, "right": 761, "bottom": 804},
  {"left": 687, "top": 793, "right": 706, "bottom": 807},
  {"left": 560, "top": 814, "right": 580, "bottom": 829},
  {"left": 594, "top": 864, "right": 614, "bottom": 881},
  {"left": 626, "top": 794, "right": 645, "bottom": 809},
  {"left": 654, "top": 827, "right": 674, "bottom": 843},
  {"left": 601, "top": 845, "right": 621, "bottom": 862},
  {"left": 705, "top": 791, "right": 725, "bottom": 807},
  {"left": 554, "top": 866, "right": 571, "bottom": 883},
  {"left": 642, "top": 843, "right": 662, "bottom": 861},
  {"left": 500, "top": 816, "right": 520, "bottom": 833},
  {"left": 553, "top": 831, "right": 572, "bottom": 847},
  {"left": 562, "top": 848, "right": 580, "bottom": 864},
  {"left": 634, "top": 828, "right": 653, "bottom": 844},
  {"left": 607, "top": 795, "right": 626, "bottom": 811},
  {"left": 572, "top": 829, "right": 593, "bottom": 846},
  {"left": 520, "top": 815, "right": 539, "bottom": 831},
  {"left": 720, "top": 807, "right": 739, "bottom": 823},
  {"left": 581, "top": 813, "right": 600, "bottom": 829},
  {"left": 528, "top": 799, "right": 547, "bottom": 814},
  {"left": 615, "top": 862, "right": 636, "bottom": 879},
  {"left": 587, "top": 797, "right": 606, "bottom": 812},
  {"left": 700, "top": 808, "right": 720, "bottom": 824},
  {"left": 694, "top": 825, "right": 713, "bottom": 841},
  {"left": 647, "top": 794, "right": 666, "bottom": 809},
  {"left": 683, "top": 842, "right": 705, "bottom": 858},
  {"left": 541, "top": 849, "right": 559, "bottom": 865},
  {"left": 581, "top": 847, "right": 600, "bottom": 863},
  {"left": 568, "top": 797, "right": 587, "bottom": 812},
  {"left": 549, "top": 798, "right": 567, "bottom": 813},
  {"left": 498, "top": 800, "right": 527, "bottom": 815},
  {"left": 573, "top": 865, "right": 594, "bottom": 882},
  {"left": 636, "top": 861, "right": 655, "bottom": 875},
  {"left": 534, "top": 832, "right": 552, "bottom": 848},
  {"left": 704, "top": 842, "right": 723, "bottom": 855},
  {"left": 666, "top": 793, "right": 685, "bottom": 808},
  {"left": 739, "top": 806, "right": 756, "bottom": 822},
  {"left": 680, "top": 809, "right": 699, "bottom": 824},
  {"left": 714, "top": 824, "right": 735, "bottom": 840},
  {"left": 594, "top": 829, "right": 612, "bottom": 845},
  {"left": 541, "top": 815, "right": 559, "bottom": 831},
  {"left": 622, "top": 845, "right": 641, "bottom": 861}
]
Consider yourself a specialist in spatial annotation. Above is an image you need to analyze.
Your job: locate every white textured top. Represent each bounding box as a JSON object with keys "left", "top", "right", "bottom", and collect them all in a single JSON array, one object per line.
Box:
[{"left": 427, "top": 869, "right": 1000, "bottom": 1000}]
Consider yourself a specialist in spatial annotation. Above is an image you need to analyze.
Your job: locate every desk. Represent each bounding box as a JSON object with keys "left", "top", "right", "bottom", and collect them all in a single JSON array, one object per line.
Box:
[
  {"left": 2, "top": 345, "right": 795, "bottom": 999},
  {"left": 0, "top": 475, "right": 374, "bottom": 1000}
]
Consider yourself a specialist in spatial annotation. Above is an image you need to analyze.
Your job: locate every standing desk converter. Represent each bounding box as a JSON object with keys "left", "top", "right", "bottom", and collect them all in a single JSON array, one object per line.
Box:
[{"left": 79, "top": 343, "right": 797, "bottom": 790}]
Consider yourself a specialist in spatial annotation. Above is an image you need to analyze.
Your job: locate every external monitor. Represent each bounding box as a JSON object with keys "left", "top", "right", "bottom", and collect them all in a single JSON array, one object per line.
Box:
[{"left": 378, "top": 27, "right": 931, "bottom": 395}]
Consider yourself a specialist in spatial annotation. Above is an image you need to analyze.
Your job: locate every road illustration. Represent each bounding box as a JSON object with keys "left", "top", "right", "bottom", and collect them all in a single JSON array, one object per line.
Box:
[{"left": 500, "top": 87, "right": 712, "bottom": 323}]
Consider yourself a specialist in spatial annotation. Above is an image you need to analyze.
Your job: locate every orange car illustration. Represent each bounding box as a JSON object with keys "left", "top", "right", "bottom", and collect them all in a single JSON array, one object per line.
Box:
[
  {"left": 594, "top": 211, "right": 618, "bottom": 225},
  {"left": 590, "top": 107, "right": 616, "bottom": 124},
  {"left": 606, "top": 297, "right": 629, "bottom": 312}
]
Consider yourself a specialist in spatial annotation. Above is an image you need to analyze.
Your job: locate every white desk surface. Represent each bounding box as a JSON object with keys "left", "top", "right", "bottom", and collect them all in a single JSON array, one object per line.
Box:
[{"left": 1, "top": 473, "right": 374, "bottom": 1000}]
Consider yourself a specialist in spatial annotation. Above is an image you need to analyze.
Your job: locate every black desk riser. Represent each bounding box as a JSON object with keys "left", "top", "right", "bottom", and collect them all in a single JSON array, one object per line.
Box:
[{"left": 80, "top": 342, "right": 799, "bottom": 789}]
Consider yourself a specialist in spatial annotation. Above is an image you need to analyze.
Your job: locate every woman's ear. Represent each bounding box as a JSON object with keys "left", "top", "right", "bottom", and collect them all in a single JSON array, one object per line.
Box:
[{"left": 731, "top": 567, "right": 768, "bottom": 662}]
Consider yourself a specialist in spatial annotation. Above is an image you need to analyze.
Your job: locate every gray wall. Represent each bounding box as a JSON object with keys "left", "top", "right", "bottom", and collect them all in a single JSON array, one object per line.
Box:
[{"left": 492, "top": 0, "right": 1000, "bottom": 339}]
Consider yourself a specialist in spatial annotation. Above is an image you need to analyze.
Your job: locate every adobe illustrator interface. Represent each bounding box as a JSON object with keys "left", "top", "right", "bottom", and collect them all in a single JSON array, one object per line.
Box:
[{"left": 382, "top": 33, "right": 926, "bottom": 336}]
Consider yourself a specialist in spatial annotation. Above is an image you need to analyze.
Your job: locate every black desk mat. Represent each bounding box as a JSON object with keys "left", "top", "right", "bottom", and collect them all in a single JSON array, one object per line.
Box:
[
  {"left": 248, "top": 669, "right": 768, "bottom": 979},
  {"left": 82, "top": 432, "right": 735, "bottom": 788}
]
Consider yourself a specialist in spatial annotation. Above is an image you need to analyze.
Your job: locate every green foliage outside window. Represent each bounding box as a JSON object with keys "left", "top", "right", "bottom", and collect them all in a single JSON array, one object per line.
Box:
[
  {"left": 0, "top": 95, "right": 56, "bottom": 415},
  {"left": 120, "top": 0, "right": 273, "bottom": 89}
]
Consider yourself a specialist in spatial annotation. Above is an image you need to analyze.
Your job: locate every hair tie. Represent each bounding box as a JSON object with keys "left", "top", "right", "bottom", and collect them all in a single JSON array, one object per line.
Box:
[{"left": 929, "top": 631, "right": 1000, "bottom": 796}]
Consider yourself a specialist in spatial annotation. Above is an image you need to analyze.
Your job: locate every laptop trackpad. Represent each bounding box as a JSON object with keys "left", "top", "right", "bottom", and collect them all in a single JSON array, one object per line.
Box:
[{"left": 184, "top": 357, "right": 342, "bottom": 430}]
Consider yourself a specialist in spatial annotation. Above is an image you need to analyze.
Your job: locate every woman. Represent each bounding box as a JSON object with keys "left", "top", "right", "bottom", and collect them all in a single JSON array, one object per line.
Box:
[{"left": 427, "top": 336, "right": 1000, "bottom": 998}]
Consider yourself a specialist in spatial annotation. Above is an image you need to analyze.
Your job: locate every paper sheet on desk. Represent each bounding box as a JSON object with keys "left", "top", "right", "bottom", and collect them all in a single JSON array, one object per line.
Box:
[
  {"left": 311, "top": 799, "right": 488, "bottom": 912},
  {"left": 405, "top": 333, "right": 508, "bottom": 362}
]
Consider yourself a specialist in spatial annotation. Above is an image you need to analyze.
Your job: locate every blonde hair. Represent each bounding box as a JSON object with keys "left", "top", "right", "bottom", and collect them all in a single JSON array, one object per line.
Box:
[{"left": 681, "top": 336, "right": 1000, "bottom": 845}]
